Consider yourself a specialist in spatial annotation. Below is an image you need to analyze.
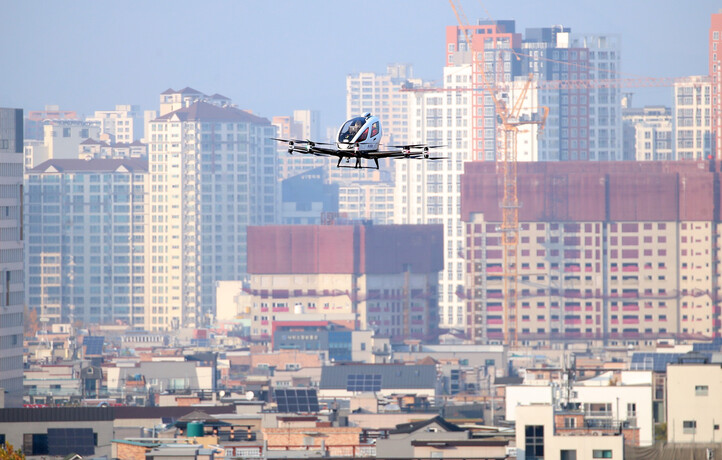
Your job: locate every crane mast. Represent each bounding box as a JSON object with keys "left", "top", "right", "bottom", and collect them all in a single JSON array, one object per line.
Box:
[{"left": 449, "top": 0, "right": 547, "bottom": 345}]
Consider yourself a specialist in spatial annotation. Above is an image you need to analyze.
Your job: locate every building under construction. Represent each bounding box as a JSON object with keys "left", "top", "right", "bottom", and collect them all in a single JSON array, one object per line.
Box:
[
  {"left": 243, "top": 223, "right": 443, "bottom": 343},
  {"left": 461, "top": 160, "right": 722, "bottom": 346}
]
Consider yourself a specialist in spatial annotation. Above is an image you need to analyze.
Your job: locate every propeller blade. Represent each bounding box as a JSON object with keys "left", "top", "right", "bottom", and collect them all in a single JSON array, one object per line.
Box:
[{"left": 389, "top": 144, "right": 446, "bottom": 149}]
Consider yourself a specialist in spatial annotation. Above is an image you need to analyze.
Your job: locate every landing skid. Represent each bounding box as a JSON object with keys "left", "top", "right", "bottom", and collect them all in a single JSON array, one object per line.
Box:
[
  {"left": 336, "top": 165, "right": 380, "bottom": 169},
  {"left": 336, "top": 157, "right": 379, "bottom": 169}
]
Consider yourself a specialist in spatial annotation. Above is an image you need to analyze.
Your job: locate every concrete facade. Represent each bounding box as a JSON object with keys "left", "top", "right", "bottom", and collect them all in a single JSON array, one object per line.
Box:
[
  {"left": 462, "top": 161, "right": 722, "bottom": 345},
  {"left": 148, "top": 97, "right": 278, "bottom": 329},
  {"left": 244, "top": 224, "right": 443, "bottom": 342},
  {"left": 667, "top": 362, "right": 722, "bottom": 443},
  {"left": 0, "top": 108, "right": 24, "bottom": 407},
  {"left": 674, "top": 75, "right": 712, "bottom": 160},
  {"left": 25, "top": 159, "right": 148, "bottom": 326},
  {"left": 515, "top": 404, "right": 625, "bottom": 460}
]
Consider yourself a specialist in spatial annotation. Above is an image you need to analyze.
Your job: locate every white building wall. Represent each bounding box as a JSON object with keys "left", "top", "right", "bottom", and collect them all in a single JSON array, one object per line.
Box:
[
  {"left": 25, "top": 122, "right": 101, "bottom": 169},
  {"left": 674, "top": 76, "right": 712, "bottom": 160},
  {"left": 86, "top": 104, "right": 143, "bottom": 143},
  {"left": 667, "top": 363, "right": 722, "bottom": 443},
  {"left": 148, "top": 104, "right": 278, "bottom": 330},
  {"left": 515, "top": 405, "right": 625, "bottom": 460},
  {"left": 394, "top": 65, "right": 473, "bottom": 330},
  {"left": 572, "top": 34, "right": 622, "bottom": 161},
  {"left": 506, "top": 378, "right": 654, "bottom": 446}
]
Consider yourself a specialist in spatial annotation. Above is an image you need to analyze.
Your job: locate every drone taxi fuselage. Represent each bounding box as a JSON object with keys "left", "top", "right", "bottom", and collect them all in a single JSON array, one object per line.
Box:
[{"left": 272, "top": 112, "right": 444, "bottom": 169}]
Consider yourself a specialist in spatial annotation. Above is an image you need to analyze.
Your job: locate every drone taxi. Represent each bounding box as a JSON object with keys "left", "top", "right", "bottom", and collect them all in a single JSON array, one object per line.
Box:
[{"left": 272, "top": 113, "right": 444, "bottom": 169}]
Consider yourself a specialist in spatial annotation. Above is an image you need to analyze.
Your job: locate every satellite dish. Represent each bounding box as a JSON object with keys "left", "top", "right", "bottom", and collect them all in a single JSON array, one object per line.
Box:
[
  {"left": 245, "top": 391, "right": 254, "bottom": 401},
  {"left": 219, "top": 390, "right": 226, "bottom": 397}
]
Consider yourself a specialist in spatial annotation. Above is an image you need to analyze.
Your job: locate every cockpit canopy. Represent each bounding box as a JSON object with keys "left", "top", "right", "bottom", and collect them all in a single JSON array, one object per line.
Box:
[
  {"left": 338, "top": 117, "right": 367, "bottom": 143},
  {"left": 338, "top": 116, "right": 381, "bottom": 145}
]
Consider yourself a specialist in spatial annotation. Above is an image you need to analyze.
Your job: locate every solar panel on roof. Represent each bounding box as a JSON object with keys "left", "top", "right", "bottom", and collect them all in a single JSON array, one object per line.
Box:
[
  {"left": 47, "top": 428, "right": 95, "bottom": 456},
  {"left": 84, "top": 336, "right": 104, "bottom": 356},
  {"left": 274, "top": 388, "right": 319, "bottom": 413},
  {"left": 346, "top": 373, "right": 382, "bottom": 392}
]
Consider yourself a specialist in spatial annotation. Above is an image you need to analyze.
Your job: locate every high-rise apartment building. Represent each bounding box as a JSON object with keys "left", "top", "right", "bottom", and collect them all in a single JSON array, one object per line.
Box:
[
  {"left": 445, "top": 21, "right": 522, "bottom": 162},
  {"left": 274, "top": 110, "right": 327, "bottom": 180},
  {"left": 462, "top": 161, "right": 720, "bottom": 345},
  {"left": 78, "top": 138, "right": 147, "bottom": 160},
  {"left": 622, "top": 106, "right": 673, "bottom": 161},
  {"left": 572, "top": 34, "right": 622, "bottom": 161},
  {"left": 158, "top": 87, "right": 233, "bottom": 117},
  {"left": 347, "top": 64, "right": 421, "bottom": 148},
  {"left": 25, "top": 105, "right": 78, "bottom": 141},
  {"left": 711, "top": 10, "right": 722, "bottom": 159},
  {"left": 523, "top": 27, "right": 593, "bottom": 161},
  {"left": 25, "top": 159, "right": 148, "bottom": 327},
  {"left": 293, "top": 109, "right": 321, "bottom": 141},
  {"left": 0, "top": 108, "right": 25, "bottom": 407},
  {"left": 24, "top": 120, "right": 101, "bottom": 169},
  {"left": 243, "top": 224, "right": 442, "bottom": 342},
  {"left": 339, "top": 179, "right": 395, "bottom": 224},
  {"left": 147, "top": 98, "right": 278, "bottom": 329},
  {"left": 394, "top": 64, "right": 474, "bottom": 329},
  {"left": 674, "top": 76, "right": 712, "bottom": 160},
  {"left": 86, "top": 104, "right": 144, "bottom": 143}
]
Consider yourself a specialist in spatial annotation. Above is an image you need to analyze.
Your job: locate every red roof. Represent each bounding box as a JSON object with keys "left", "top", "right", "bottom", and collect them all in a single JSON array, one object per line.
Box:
[
  {"left": 247, "top": 224, "right": 443, "bottom": 275},
  {"left": 462, "top": 160, "right": 718, "bottom": 222}
]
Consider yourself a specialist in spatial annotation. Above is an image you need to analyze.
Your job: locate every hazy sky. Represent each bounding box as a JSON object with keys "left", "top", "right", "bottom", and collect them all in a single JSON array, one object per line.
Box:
[{"left": 1, "top": 0, "right": 719, "bottom": 131}]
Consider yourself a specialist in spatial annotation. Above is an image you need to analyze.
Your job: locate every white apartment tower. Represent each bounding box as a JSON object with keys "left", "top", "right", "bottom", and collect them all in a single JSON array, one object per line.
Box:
[
  {"left": 572, "top": 34, "right": 623, "bottom": 161},
  {"left": 292, "top": 109, "right": 321, "bottom": 141},
  {"left": 274, "top": 110, "right": 327, "bottom": 180},
  {"left": 0, "top": 108, "right": 25, "bottom": 407},
  {"left": 394, "top": 65, "right": 474, "bottom": 329},
  {"left": 23, "top": 120, "right": 101, "bottom": 169},
  {"left": 674, "top": 76, "right": 712, "bottom": 160},
  {"left": 622, "top": 106, "right": 673, "bottom": 161},
  {"left": 148, "top": 98, "right": 277, "bottom": 330},
  {"left": 346, "top": 64, "right": 421, "bottom": 147},
  {"left": 86, "top": 104, "right": 144, "bottom": 143}
]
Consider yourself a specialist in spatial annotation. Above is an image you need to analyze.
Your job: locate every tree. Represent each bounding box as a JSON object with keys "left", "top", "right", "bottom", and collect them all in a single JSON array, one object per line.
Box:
[
  {"left": 654, "top": 422, "right": 667, "bottom": 442},
  {"left": 24, "top": 306, "right": 39, "bottom": 337},
  {"left": 0, "top": 442, "right": 25, "bottom": 460}
]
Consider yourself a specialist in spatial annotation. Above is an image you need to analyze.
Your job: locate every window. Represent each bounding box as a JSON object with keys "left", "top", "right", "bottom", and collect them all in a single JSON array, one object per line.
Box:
[
  {"left": 561, "top": 450, "right": 577, "bottom": 460},
  {"left": 564, "top": 417, "right": 576, "bottom": 428},
  {"left": 683, "top": 420, "right": 697, "bottom": 434},
  {"left": 695, "top": 385, "right": 709, "bottom": 396},
  {"left": 593, "top": 450, "right": 612, "bottom": 459},
  {"left": 524, "top": 425, "right": 544, "bottom": 460},
  {"left": 23, "top": 433, "right": 49, "bottom": 455},
  {"left": 370, "top": 122, "right": 380, "bottom": 137},
  {"left": 627, "top": 403, "right": 637, "bottom": 417}
]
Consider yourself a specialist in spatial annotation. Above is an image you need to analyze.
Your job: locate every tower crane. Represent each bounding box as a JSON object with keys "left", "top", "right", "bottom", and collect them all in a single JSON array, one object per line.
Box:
[{"left": 449, "top": 0, "right": 548, "bottom": 345}]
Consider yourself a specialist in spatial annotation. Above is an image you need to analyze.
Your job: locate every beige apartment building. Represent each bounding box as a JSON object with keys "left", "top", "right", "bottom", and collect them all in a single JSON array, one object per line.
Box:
[
  {"left": 243, "top": 224, "right": 443, "bottom": 342},
  {"left": 462, "top": 161, "right": 720, "bottom": 345}
]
